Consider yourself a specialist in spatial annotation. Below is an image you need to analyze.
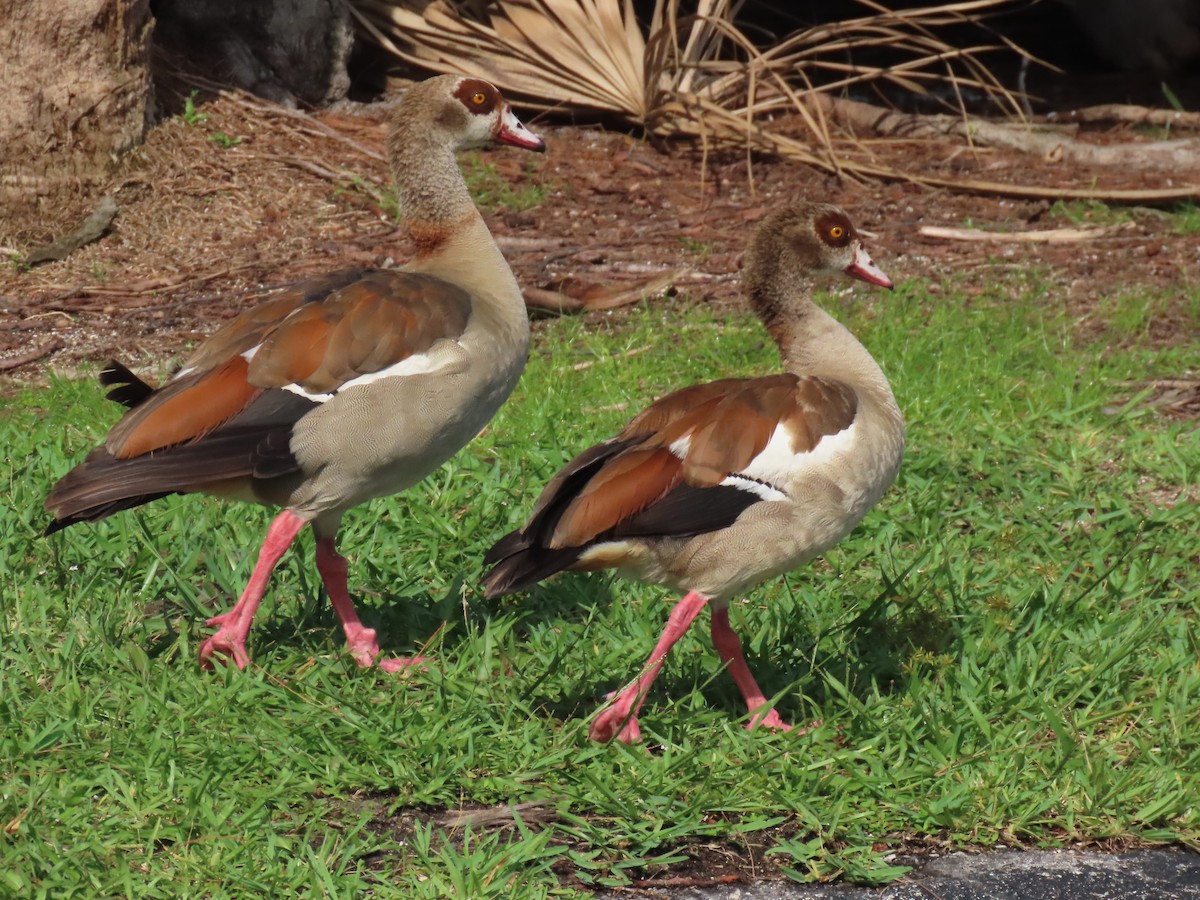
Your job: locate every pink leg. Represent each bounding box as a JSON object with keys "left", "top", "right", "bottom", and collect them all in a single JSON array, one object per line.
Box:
[
  {"left": 199, "top": 509, "right": 307, "bottom": 670},
  {"left": 710, "top": 606, "right": 792, "bottom": 732},
  {"left": 314, "top": 535, "right": 428, "bottom": 673},
  {"left": 590, "top": 591, "right": 709, "bottom": 743}
]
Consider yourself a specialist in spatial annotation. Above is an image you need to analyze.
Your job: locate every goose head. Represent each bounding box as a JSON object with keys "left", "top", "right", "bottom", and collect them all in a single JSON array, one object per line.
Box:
[
  {"left": 748, "top": 203, "right": 893, "bottom": 296},
  {"left": 397, "top": 75, "right": 545, "bottom": 153}
]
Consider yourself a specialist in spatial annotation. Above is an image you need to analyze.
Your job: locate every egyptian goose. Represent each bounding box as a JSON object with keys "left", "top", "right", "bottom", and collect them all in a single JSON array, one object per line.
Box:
[
  {"left": 45, "top": 75, "right": 545, "bottom": 672},
  {"left": 483, "top": 203, "right": 902, "bottom": 742}
]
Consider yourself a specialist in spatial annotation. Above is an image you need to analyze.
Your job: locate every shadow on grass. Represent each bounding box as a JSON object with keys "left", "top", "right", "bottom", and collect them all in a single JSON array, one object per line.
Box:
[
  {"left": 484, "top": 568, "right": 961, "bottom": 731},
  {"left": 126, "top": 545, "right": 958, "bottom": 732},
  {"left": 689, "top": 600, "right": 959, "bottom": 730},
  {"left": 128, "top": 576, "right": 473, "bottom": 668}
]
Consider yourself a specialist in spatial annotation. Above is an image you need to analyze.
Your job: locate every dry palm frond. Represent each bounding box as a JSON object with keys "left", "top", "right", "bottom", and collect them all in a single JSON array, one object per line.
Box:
[
  {"left": 350, "top": 0, "right": 1200, "bottom": 200},
  {"left": 351, "top": 0, "right": 654, "bottom": 117},
  {"left": 349, "top": 0, "right": 1029, "bottom": 127}
]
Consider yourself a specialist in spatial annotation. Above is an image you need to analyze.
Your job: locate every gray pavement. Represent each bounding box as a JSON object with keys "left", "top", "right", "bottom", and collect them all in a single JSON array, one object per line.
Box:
[{"left": 603, "top": 848, "right": 1200, "bottom": 899}]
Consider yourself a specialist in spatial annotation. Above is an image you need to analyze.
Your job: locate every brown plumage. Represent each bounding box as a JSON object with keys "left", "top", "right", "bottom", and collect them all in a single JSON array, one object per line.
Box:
[
  {"left": 46, "top": 75, "right": 545, "bottom": 673},
  {"left": 483, "top": 202, "right": 903, "bottom": 742}
]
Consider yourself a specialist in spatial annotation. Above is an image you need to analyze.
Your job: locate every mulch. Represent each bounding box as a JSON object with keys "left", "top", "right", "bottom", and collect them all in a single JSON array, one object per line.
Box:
[{"left": 2, "top": 90, "right": 1197, "bottom": 386}]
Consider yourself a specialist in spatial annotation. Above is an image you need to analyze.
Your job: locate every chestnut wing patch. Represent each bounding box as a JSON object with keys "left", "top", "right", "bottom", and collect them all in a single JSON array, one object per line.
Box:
[
  {"left": 550, "top": 374, "right": 859, "bottom": 546},
  {"left": 180, "top": 268, "right": 371, "bottom": 376},
  {"left": 248, "top": 271, "right": 473, "bottom": 394},
  {"left": 102, "top": 269, "right": 472, "bottom": 460},
  {"left": 539, "top": 377, "right": 785, "bottom": 546},
  {"left": 106, "top": 355, "right": 260, "bottom": 459},
  {"left": 482, "top": 374, "right": 860, "bottom": 597},
  {"left": 550, "top": 446, "right": 683, "bottom": 548},
  {"left": 783, "top": 376, "right": 859, "bottom": 452}
]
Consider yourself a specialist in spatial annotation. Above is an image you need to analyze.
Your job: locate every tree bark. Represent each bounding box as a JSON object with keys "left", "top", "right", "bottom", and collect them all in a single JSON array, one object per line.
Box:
[{"left": 0, "top": 0, "right": 153, "bottom": 219}]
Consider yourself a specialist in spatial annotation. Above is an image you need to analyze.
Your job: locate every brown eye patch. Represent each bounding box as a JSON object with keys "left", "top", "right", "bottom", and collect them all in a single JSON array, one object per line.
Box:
[
  {"left": 814, "top": 211, "right": 855, "bottom": 248},
  {"left": 453, "top": 78, "right": 498, "bottom": 115}
]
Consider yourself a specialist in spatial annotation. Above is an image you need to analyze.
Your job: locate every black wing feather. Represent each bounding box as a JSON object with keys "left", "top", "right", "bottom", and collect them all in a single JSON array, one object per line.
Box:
[
  {"left": 99, "top": 360, "right": 156, "bottom": 409},
  {"left": 482, "top": 466, "right": 765, "bottom": 598},
  {"left": 482, "top": 439, "right": 632, "bottom": 567},
  {"left": 610, "top": 482, "right": 760, "bottom": 539},
  {"left": 45, "top": 389, "right": 312, "bottom": 531}
]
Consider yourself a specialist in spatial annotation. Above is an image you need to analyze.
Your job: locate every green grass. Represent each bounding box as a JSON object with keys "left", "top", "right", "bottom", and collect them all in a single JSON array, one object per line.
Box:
[
  {"left": 1048, "top": 200, "right": 1137, "bottom": 228},
  {"left": 460, "top": 152, "right": 551, "bottom": 213},
  {"left": 678, "top": 236, "right": 715, "bottom": 261},
  {"left": 1170, "top": 203, "right": 1200, "bottom": 236},
  {"left": 3, "top": 274, "right": 1198, "bottom": 896},
  {"left": 1048, "top": 199, "right": 1200, "bottom": 236},
  {"left": 178, "top": 91, "right": 209, "bottom": 128},
  {"left": 208, "top": 132, "right": 244, "bottom": 150},
  {"left": 338, "top": 152, "right": 550, "bottom": 223}
]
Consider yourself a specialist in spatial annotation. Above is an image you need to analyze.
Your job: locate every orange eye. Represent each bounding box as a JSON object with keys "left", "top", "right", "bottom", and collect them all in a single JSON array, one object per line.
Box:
[
  {"left": 472, "top": 91, "right": 487, "bottom": 105},
  {"left": 829, "top": 225, "right": 845, "bottom": 239}
]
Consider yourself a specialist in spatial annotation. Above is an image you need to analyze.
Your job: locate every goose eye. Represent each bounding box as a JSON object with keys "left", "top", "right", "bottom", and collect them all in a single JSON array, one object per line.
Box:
[
  {"left": 472, "top": 91, "right": 487, "bottom": 106},
  {"left": 829, "top": 225, "right": 845, "bottom": 239}
]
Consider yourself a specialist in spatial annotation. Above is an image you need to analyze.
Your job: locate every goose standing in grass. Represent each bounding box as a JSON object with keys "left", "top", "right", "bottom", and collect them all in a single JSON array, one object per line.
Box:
[
  {"left": 46, "top": 75, "right": 545, "bottom": 672},
  {"left": 483, "top": 203, "right": 902, "bottom": 742}
]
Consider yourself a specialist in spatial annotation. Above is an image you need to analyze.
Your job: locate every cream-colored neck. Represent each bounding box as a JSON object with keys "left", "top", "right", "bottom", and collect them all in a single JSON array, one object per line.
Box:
[
  {"left": 387, "top": 125, "right": 481, "bottom": 252},
  {"left": 387, "top": 126, "right": 528, "bottom": 348},
  {"left": 787, "top": 304, "right": 892, "bottom": 395},
  {"left": 753, "top": 280, "right": 900, "bottom": 429}
]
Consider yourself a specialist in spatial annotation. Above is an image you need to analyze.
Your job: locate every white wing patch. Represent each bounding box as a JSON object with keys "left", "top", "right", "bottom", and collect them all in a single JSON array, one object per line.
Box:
[
  {"left": 736, "top": 418, "right": 860, "bottom": 492},
  {"left": 282, "top": 383, "right": 334, "bottom": 403},
  {"left": 339, "top": 349, "right": 454, "bottom": 388},
  {"left": 720, "top": 475, "right": 787, "bottom": 502},
  {"left": 736, "top": 423, "right": 800, "bottom": 487},
  {"left": 277, "top": 344, "right": 462, "bottom": 405},
  {"left": 669, "top": 435, "right": 692, "bottom": 458}
]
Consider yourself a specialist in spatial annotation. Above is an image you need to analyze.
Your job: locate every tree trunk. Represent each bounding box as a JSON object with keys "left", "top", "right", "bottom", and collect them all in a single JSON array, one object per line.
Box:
[{"left": 0, "top": 0, "right": 154, "bottom": 219}]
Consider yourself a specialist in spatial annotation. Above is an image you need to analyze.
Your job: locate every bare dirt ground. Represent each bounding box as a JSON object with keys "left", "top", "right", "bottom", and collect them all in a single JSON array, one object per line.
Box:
[{"left": 2, "top": 89, "right": 1197, "bottom": 416}]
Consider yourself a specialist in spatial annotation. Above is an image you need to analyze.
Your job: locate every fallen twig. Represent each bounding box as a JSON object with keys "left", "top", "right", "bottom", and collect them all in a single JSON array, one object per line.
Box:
[
  {"left": 918, "top": 222, "right": 1136, "bottom": 243},
  {"left": 0, "top": 338, "right": 62, "bottom": 372},
  {"left": 166, "top": 67, "right": 388, "bottom": 162},
  {"left": 260, "top": 154, "right": 364, "bottom": 185},
  {"left": 494, "top": 235, "right": 572, "bottom": 253},
  {"left": 33, "top": 261, "right": 263, "bottom": 307},
  {"left": 435, "top": 802, "right": 556, "bottom": 830},
  {"left": 814, "top": 94, "right": 1200, "bottom": 171},
  {"left": 25, "top": 196, "right": 119, "bottom": 266},
  {"left": 581, "top": 269, "right": 683, "bottom": 311},
  {"left": 530, "top": 269, "right": 686, "bottom": 315},
  {"left": 1113, "top": 378, "right": 1200, "bottom": 389},
  {"left": 86, "top": 269, "right": 231, "bottom": 297},
  {"left": 666, "top": 96, "right": 1200, "bottom": 204},
  {"left": 1106, "top": 377, "right": 1200, "bottom": 420},
  {"left": 1059, "top": 104, "right": 1200, "bottom": 130}
]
